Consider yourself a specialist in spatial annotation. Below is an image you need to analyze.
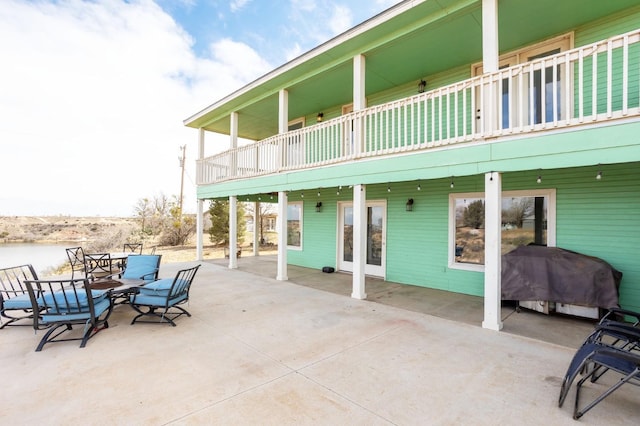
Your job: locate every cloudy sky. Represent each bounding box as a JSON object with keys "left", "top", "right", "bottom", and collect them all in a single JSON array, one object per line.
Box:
[{"left": 0, "top": 0, "right": 397, "bottom": 217}]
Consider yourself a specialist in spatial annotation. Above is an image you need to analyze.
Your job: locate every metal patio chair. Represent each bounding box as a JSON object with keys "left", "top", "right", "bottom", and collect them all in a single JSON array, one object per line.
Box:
[
  {"left": 85, "top": 253, "right": 121, "bottom": 282},
  {"left": 109, "top": 254, "right": 162, "bottom": 284},
  {"left": 66, "top": 246, "right": 88, "bottom": 280},
  {"left": 123, "top": 243, "right": 143, "bottom": 254},
  {"left": 558, "top": 323, "right": 640, "bottom": 419},
  {"left": 0, "top": 264, "right": 39, "bottom": 329},
  {"left": 24, "top": 277, "right": 113, "bottom": 351},
  {"left": 129, "top": 264, "right": 200, "bottom": 326}
]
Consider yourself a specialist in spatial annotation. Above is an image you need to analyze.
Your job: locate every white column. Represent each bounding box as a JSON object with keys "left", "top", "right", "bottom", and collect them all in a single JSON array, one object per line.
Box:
[
  {"left": 253, "top": 201, "right": 260, "bottom": 256},
  {"left": 228, "top": 195, "right": 238, "bottom": 269},
  {"left": 353, "top": 54, "right": 366, "bottom": 110},
  {"left": 196, "top": 199, "right": 204, "bottom": 261},
  {"left": 276, "top": 191, "right": 288, "bottom": 280},
  {"left": 482, "top": 0, "right": 499, "bottom": 133},
  {"left": 230, "top": 111, "right": 238, "bottom": 177},
  {"left": 351, "top": 184, "right": 367, "bottom": 299},
  {"left": 230, "top": 111, "right": 239, "bottom": 148},
  {"left": 278, "top": 89, "right": 288, "bottom": 170},
  {"left": 353, "top": 55, "right": 366, "bottom": 156},
  {"left": 196, "top": 128, "right": 205, "bottom": 261},
  {"left": 482, "top": 0, "right": 499, "bottom": 73},
  {"left": 483, "top": 171, "right": 503, "bottom": 331},
  {"left": 278, "top": 89, "right": 288, "bottom": 133}
]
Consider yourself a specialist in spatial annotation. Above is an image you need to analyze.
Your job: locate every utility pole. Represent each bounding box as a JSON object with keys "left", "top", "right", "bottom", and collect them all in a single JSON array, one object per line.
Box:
[{"left": 178, "top": 145, "right": 186, "bottom": 213}]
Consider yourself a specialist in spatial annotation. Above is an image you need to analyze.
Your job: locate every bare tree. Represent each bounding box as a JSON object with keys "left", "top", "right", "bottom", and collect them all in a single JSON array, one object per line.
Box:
[
  {"left": 503, "top": 198, "right": 534, "bottom": 228},
  {"left": 243, "top": 202, "right": 277, "bottom": 245}
]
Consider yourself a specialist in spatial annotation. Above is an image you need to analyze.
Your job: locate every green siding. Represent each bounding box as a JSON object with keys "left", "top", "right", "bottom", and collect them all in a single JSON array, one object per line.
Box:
[{"left": 286, "top": 164, "right": 640, "bottom": 312}]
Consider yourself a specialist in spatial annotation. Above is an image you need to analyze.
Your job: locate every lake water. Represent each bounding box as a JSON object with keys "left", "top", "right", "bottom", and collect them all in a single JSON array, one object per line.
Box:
[{"left": 0, "top": 243, "right": 72, "bottom": 275}]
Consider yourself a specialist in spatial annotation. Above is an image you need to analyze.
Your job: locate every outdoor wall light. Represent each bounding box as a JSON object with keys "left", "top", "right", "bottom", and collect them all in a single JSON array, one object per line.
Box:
[
  {"left": 406, "top": 198, "right": 414, "bottom": 212},
  {"left": 317, "top": 112, "right": 324, "bottom": 122},
  {"left": 315, "top": 202, "right": 323, "bottom": 212},
  {"left": 537, "top": 175, "right": 542, "bottom": 184},
  {"left": 450, "top": 177, "right": 455, "bottom": 189},
  {"left": 596, "top": 170, "right": 603, "bottom": 180},
  {"left": 417, "top": 182, "right": 421, "bottom": 191},
  {"left": 418, "top": 79, "right": 427, "bottom": 93}
]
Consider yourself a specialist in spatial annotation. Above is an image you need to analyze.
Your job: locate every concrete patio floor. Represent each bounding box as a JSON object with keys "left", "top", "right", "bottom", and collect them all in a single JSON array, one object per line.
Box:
[{"left": 1, "top": 259, "right": 638, "bottom": 424}]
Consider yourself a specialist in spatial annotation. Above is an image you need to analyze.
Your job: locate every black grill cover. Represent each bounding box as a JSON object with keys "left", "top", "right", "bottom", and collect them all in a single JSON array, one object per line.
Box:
[{"left": 501, "top": 245, "right": 622, "bottom": 309}]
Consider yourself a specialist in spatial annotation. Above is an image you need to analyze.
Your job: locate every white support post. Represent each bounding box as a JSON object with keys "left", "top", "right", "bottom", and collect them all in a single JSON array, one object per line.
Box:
[
  {"left": 353, "top": 54, "right": 366, "bottom": 110},
  {"left": 196, "top": 199, "right": 204, "bottom": 261},
  {"left": 353, "top": 55, "right": 366, "bottom": 156},
  {"left": 253, "top": 201, "right": 260, "bottom": 256},
  {"left": 482, "top": 0, "right": 499, "bottom": 74},
  {"left": 278, "top": 89, "right": 288, "bottom": 169},
  {"left": 483, "top": 171, "right": 503, "bottom": 331},
  {"left": 276, "top": 191, "right": 288, "bottom": 280},
  {"left": 481, "top": 0, "right": 499, "bottom": 134},
  {"left": 230, "top": 111, "right": 238, "bottom": 177},
  {"left": 351, "top": 184, "right": 367, "bottom": 299},
  {"left": 196, "top": 128, "right": 205, "bottom": 261},
  {"left": 228, "top": 195, "right": 238, "bottom": 269}
]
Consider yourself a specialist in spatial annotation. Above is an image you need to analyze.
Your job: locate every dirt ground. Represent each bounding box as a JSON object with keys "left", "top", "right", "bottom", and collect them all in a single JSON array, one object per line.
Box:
[{"left": 0, "top": 216, "right": 277, "bottom": 270}]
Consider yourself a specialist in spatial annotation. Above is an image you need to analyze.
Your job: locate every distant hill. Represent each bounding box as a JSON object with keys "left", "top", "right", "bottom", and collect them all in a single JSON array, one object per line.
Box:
[{"left": 0, "top": 216, "right": 139, "bottom": 243}]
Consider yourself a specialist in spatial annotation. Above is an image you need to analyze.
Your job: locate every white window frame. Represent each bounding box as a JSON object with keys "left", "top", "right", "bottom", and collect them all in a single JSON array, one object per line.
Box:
[
  {"left": 287, "top": 201, "right": 303, "bottom": 250},
  {"left": 448, "top": 188, "right": 556, "bottom": 272}
]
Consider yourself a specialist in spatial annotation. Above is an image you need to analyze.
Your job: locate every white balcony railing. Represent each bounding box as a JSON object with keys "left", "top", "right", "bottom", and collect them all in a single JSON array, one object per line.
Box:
[{"left": 198, "top": 29, "right": 640, "bottom": 185}]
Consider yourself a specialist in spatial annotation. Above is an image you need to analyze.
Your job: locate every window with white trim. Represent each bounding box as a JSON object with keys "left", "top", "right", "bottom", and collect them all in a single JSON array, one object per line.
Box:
[
  {"left": 449, "top": 189, "right": 556, "bottom": 271},
  {"left": 287, "top": 202, "right": 303, "bottom": 249}
]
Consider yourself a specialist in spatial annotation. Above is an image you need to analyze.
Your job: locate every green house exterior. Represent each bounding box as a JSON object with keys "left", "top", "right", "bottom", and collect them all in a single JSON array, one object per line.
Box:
[{"left": 185, "top": 0, "right": 640, "bottom": 329}]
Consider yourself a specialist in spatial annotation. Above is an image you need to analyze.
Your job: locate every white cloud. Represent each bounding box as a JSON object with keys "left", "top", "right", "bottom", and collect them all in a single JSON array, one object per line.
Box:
[
  {"left": 328, "top": 4, "right": 353, "bottom": 35},
  {"left": 230, "top": 0, "right": 252, "bottom": 13},
  {"left": 0, "top": 0, "right": 270, "bottom": 216}
]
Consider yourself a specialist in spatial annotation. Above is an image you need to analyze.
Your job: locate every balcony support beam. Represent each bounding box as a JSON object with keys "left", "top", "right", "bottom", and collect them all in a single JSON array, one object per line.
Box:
[
  {"left": 351, "top": 184, "right": 367, "bottom": 300},
  {"left": 278, "top": 89, "right": 288, "bottom": 169},
  {"left": 196, "top": 128, "right": 205, "bottom": 261},
  {"left": 482, "top": 171, "right": 503, "bottom": 331},
  {"left": 276, "top": 191, "right": 288, "bottom": 281},
  {"left": 353, "top": 55, "right": 366, "bottom": 156},
  {"left": 253, "top": 201, "right": 260, "bottom": 256},
  {"left": 482, "top": 0, "right": 499, "bottom": 73},
  {"left": 228, "top": 195, "right": 238, "bottom": 270}
]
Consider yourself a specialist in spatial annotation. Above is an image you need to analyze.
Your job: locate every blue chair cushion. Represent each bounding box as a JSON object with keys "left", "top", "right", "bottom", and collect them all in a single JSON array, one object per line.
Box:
[
  {"left": 122, "top": 255, "right": 160, "bottom": 281},
  {"left": 38, "top": 289, "right": 107, "bottom": 310},
  {"left": 42, "top": 298, "right": 111, "bottom": 322},
  {"left": 3, "top": 293, "right": 33, "bottom": 309},
  {"left": 131, "top": 292, "right": 188, "bottom": 307},
  {"left": 139, "top": 278, "right": 188, "bottom": 297}
]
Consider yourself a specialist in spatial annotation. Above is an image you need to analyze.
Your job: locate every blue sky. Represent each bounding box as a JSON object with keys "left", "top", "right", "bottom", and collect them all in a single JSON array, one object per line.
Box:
[{"left": 0, "top": 0, "right": 397, "bottom": 217}]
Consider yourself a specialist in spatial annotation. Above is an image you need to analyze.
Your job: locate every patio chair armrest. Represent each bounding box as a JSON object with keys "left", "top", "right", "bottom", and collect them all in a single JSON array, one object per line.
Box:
[
  {"left": 138, "top": 268, "right": 159, "bottom": 280},
  {"left": 595, "top": 323, "right": 640, "bottom": 343},
  {"left": 600, "top": 307, "right": 640, "bottom": 325},
  {"left": 594, "top": 347, "right": 640, "bottom": 364}
]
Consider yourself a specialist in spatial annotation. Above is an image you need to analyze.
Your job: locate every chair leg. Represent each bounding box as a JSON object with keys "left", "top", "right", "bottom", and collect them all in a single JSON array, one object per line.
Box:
[
  {"left": 130, "top": 305, "right": 191, "bottom": 326},
  {"left": 79, "top": 321, "right": 109, "bottom": 348},
  {"left": 35, "top": 323, "right": 73, "bottom": 352},
  {"left": 573, "top": 369, "right": 636, "bottom": 419}
]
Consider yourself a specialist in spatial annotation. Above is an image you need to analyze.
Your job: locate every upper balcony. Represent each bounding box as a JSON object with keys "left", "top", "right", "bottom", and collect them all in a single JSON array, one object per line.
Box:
[{"left": 197, "top": 29, "right": 640, "bottom": 186}]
